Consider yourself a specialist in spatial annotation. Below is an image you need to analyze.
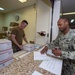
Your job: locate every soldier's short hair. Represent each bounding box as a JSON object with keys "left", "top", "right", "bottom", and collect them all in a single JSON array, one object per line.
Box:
[
  {"left": 21, "top": 20, "right": 28, "bottom": 25},
  {"left": 59, "top": 18, "right": 70, "bottom": 25}
]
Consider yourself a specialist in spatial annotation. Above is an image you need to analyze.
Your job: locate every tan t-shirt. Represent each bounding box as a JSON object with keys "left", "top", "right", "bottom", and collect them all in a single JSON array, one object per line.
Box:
[{"left": 11, "top": 27, "right": 25, "bottom": 45}]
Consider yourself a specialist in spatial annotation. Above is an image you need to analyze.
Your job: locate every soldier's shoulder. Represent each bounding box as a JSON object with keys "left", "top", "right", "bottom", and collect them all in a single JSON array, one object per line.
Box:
[
  {"left": 70, "top": 29, "right": 75, "bottom": 33},
  {"left": 70, "top": 29, "right": 75, "bottom": 36}
]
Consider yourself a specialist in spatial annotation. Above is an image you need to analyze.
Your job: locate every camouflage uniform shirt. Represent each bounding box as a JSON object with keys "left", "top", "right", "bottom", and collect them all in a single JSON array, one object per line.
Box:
[{"left": 47, "top": 29, "right": 75, "bottom": 75}]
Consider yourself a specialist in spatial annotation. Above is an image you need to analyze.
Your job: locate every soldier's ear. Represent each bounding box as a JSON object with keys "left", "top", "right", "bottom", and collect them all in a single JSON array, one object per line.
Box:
[{"left": 65, "top": 21, "right": 68, "bottom": 25}]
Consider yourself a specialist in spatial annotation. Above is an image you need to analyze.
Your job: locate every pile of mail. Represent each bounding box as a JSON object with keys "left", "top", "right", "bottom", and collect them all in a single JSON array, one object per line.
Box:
[
  {"left": 0, "top": 39, "right": 14, "bottom": 70},
  {"left": 23, "top": 44, "right": 35, "bottom": 51}
]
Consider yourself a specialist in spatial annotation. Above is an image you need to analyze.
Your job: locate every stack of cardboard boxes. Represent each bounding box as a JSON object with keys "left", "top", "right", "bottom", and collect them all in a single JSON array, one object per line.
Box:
[{"left": 0, "top": 39, "right": 14, "bottom": 70}]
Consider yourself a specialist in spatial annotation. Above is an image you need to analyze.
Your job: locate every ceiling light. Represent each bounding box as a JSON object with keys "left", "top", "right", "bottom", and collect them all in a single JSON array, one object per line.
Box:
[
  {"left": 70, "top": 19, "right": 74, "bottom": 23},
  {"left": 19, "top": 0, "right": 27, "bottom": 3},
  {"left": 0, "top": 7, "right": 4, "bottom": 10},
  {"left": 60, "top": 12, "right": 75, "bottom": 16}
]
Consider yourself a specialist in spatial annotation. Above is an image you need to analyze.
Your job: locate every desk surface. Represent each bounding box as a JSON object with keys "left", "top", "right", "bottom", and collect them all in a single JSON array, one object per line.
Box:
[{"left": 0, "top": 49, "right": 53, "bottom": 75}]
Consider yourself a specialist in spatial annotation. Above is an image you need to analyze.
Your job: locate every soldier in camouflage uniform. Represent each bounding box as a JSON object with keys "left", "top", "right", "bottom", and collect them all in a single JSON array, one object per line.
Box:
[{"left": 41, "top": 18, "right": 75, "bottom": 75}]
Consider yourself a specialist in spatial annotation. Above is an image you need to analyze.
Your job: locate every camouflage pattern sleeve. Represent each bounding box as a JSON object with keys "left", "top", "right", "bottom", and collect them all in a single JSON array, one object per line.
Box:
[
  {"left": 47, "top": 32, "right": 61, "bottom": 49},
  {"left": 61, "top": 35, "right": 75, "bottom": 59},
  {"left": 61, "top": 51, "right": 75, "bottom": 59}
]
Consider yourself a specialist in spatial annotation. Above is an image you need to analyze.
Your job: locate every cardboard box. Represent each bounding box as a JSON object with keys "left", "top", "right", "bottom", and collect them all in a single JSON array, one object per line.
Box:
[
  {"left": 0, "top": 49, "right": 13, "bottom": 62},
  {"left": 23, "top": 44, "right": 35, "bottom": 51},
  {"left": 0, "top": 58, "right": 14, "bottom": 70},
  {"left": 0, "top": 39, "right": 12, "bottom": 51}
]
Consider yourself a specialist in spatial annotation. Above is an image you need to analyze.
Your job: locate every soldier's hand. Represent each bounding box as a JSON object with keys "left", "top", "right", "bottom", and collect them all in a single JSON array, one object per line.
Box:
[
  {"left": 52, "top": 48, "right": 62, "bottom": 56},
  {"left": 18, "top": 45, "right": 23, "bottom": 50},
  {"left": 41, "top": 46, "right": 48, "bottom": 54}
]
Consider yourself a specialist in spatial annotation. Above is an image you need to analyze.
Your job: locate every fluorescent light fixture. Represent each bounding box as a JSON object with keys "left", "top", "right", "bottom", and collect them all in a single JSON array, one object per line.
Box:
[
  {"left": 60, "top": 12, "right": 75, "bottom": 16},
  {"left": 70, "top": 19, "right": 74, "bottom": 23},
  {"left": 19, "top": 0, "right": 27, "bottom": 3},
  {"left": 0, "top": 7, "right": 4, "bottom": 10}
]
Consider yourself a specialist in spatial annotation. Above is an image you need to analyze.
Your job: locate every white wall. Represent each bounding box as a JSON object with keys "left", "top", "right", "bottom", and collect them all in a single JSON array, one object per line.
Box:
[
  {"left": 3, "top": 5, "right": 36, "bottom": 43},
  {"left": 52, "top": 0, "right": 61, "bottom": 40},
  {"left": 35, "top": 0, "right": 51, "bottom": 45}
]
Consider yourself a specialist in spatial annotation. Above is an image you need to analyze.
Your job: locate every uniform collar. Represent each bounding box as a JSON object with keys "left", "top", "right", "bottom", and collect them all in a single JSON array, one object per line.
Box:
[{"left": 61, "top": 29, "right": 72, "bottom": 38}]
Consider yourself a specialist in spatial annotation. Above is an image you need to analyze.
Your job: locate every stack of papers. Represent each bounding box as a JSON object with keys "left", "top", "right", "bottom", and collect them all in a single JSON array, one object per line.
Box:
[
  {"left": 34, "top": 48, "right": 63, "bottom": 75},
  {"left": 39, "top": 59, "right": 63, "bottom": 75},
  {"left": 23, "top": 44, "right": 35, "bottom": 51},
  {"left": 32, "top": 71, "right": 43, "bottom": 75},
  {"left": 34, "top": 49, "right": 61, "bottom": 60},
  {"left": 34, "top": 51, "right": 52, "bottom": 60}
]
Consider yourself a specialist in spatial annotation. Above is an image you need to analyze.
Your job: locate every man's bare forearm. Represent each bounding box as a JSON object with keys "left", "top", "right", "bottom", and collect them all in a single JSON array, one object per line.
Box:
[{"left": 23, "top": 36, "right": 28, "bottom": 43}]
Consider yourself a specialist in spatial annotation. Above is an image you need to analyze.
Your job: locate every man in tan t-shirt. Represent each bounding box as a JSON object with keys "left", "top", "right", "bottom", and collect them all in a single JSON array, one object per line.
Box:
[{"left": 11, "top": 20, "right": 28, "bottom": 53}]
